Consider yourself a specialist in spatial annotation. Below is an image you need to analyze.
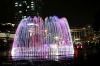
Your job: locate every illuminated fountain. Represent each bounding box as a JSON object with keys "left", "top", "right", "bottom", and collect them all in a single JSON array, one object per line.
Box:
[{"left": 11, "top": 16, "right": 74, "bottom": 61}]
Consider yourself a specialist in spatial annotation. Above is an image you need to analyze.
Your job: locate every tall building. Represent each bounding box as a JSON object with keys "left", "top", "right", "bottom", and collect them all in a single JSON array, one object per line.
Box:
[{"left": 14, "top": 0, "right": 43, "bottom": 23}]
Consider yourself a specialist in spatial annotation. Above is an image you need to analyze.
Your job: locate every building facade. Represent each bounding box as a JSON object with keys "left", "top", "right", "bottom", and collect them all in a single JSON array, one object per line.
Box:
[
  {"left": 71, "top": 26, "right": 95, "bottom": 44},
  {"left": 14, "top": 0, "right": 42, "bottom": 23}
]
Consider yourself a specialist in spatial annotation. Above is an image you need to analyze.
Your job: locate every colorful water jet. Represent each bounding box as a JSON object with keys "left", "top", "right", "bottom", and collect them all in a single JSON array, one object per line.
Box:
[{"left": 11, "top": 16, "right": 74, "bottom": 61}]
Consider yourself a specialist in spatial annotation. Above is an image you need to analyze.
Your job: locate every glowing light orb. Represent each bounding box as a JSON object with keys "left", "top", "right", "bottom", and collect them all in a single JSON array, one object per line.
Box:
[{"left": 11, "top": 16, "right": 74, "bottom": 61}]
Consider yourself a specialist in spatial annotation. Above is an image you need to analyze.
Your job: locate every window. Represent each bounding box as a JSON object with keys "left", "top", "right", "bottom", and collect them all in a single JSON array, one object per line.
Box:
[
  {"left": 31, "top": 1, "right": 34, "bottom": 3},
  {"left": 19, "top": 4, "right": 22, "bottom": 6},
  {"left": 27, "top": 6, "right": 30, "bottom": 8},
  {"left": 15, "top": 2, "right": 18, "bottom": 5},
  {"left": 15, "top": 5, "right": 18, "bottom": 7},
  {"left": 19, "top": 11, "right": 22, "bottom": 13}
]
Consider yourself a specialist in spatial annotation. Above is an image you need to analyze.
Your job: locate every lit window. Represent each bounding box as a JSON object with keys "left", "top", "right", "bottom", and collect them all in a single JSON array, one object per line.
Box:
[
  {"left": 26, "top": 10, "right": 27, "bottom": 12},
  {"left": 31, "top": 4, "right": 34, "bottom": 6},
  {"left": 31, "top": 6, "right": 34, "bottom": 8},
  {"left": 27, "top": 6, "right": 30, "bottom": 8},
  {"left": 22, "top": 16, "right": 26, "bottom": 19},
  {"left": 23, "top": 1, "right": 26, "bottom": 3},
  {"left": 19, "top": 11, "right": 22, "bottom": 13},
  {"left": 24, "top": 16, "right": 26, "bottom": 18},
  {"left": 15, "top": 2, "right": 18, "bottom": 5},
  {"left": 2, "top": 24, "right": 6, "bottom": 25},
  {"left": 31, "top": 1, "right": 34, "bottom": 3},
  {"left": 15, "top": 5, "right": 18, "bottom": 7},
  {"left": 7, "top": 23, "right": 11, "bottom": 25},
  {"left": 19, "top": 4, "right": 22, "bottom": 6}
]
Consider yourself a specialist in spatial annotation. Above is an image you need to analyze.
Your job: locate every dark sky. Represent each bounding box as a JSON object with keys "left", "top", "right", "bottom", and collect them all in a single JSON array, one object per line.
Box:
[
  {"left": 0, "top": 0, "right": 14, "bottom": 23},
  {"left": 0, "top": 0, "right": 100, "bottom": 28},
  {"left": 42, "top": 0, "right": 100, "bottom": 27}
]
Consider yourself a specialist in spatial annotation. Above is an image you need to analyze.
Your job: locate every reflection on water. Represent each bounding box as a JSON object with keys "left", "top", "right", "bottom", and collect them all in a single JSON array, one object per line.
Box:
[{"left": 0, "top": 43, "right": 100, "bottom": 66}]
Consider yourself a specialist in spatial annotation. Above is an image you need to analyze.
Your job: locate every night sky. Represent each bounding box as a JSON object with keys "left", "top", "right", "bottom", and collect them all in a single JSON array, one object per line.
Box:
[
  {"left": 42, "top": 0, "right": 100, "bottom": 27},
  {"left": 0, "top": 0, "right": 100, "bottom": 29},
  {"left": 0, "top": 0, "right": 14, "bottom": 23}
]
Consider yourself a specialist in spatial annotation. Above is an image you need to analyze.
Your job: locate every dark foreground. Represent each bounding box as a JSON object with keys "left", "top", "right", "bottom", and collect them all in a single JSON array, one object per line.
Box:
[{"left": 0, "top": 43, "right": 100, "bottom": 66}]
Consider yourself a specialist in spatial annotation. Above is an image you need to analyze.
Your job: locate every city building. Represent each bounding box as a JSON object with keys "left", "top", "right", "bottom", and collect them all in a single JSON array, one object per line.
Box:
[
  {"left": 14, "top": 0, "right": 43, "bottom": 23},
  {"left": 71, "top": 25, "right": 96, "bottom": 44}
]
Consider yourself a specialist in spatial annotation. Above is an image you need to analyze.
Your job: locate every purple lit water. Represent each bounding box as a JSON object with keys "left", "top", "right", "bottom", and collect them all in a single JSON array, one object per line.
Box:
[{"left": 11, "top": 16, "right": 74, "bottom": 61}]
